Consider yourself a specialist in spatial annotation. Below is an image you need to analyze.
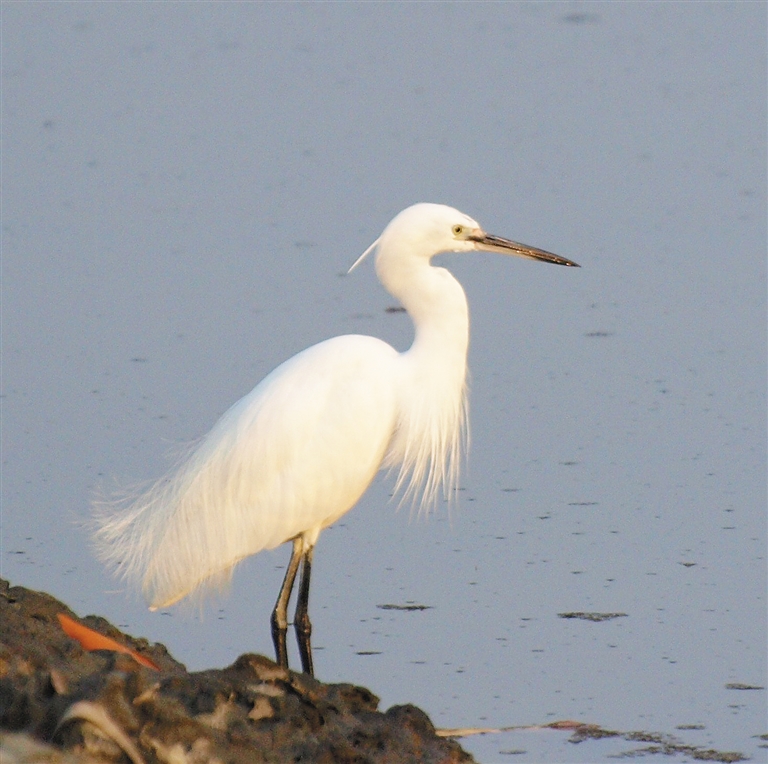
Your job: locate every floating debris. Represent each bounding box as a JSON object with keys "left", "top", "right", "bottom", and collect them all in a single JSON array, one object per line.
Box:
[
  {"left": 377, "top": 603, "right": 433, "bottom": 611},
  {"left": 558, "top": 612, "right": 628, "bottom": 622},
  {"left": 439, "top": 721, "right": 747, "bottom": 762}
]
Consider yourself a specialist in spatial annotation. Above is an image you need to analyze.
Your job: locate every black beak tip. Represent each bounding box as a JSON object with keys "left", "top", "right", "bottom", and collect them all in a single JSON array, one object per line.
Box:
[{"left": 547, "top": 255, "right": 580, "bottom": 268}]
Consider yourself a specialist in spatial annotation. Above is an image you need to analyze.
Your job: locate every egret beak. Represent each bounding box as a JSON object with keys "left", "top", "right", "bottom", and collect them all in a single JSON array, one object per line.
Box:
[{"left": 469, "top": 231, "right": 580, "bottom": 267}]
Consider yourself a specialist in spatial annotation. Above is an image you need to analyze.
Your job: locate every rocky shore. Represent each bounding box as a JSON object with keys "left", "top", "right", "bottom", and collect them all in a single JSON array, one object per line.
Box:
[{"left": 0, "top": 579, "right": 473, "bottom": 763}]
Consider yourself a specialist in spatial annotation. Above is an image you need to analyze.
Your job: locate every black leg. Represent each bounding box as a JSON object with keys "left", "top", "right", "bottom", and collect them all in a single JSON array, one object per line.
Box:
[
  {"left": 271, "top": 538, "right": 302, "bottom": 669},
  {"left": 294, "top": 546, "right": 314, "bottom": 676}
]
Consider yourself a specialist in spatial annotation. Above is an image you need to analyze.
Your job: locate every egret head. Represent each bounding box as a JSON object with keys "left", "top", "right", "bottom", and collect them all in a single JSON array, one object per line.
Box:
[
  {"left": 350, "top": 203, "right": 579, "bottom": 272},
  {"left": 373, "top": 203, "right": 481, "bottom": 263}
]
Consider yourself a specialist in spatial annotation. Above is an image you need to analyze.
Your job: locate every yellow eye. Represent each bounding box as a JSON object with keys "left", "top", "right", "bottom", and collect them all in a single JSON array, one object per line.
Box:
[{"left": 452, "top": 224, "right": 464, "bottom": 236}]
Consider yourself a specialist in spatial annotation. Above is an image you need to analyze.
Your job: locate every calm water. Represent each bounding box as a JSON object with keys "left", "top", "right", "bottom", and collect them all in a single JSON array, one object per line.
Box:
[{"left": 3, "top": 4, "right": 765, "bottom": 762}]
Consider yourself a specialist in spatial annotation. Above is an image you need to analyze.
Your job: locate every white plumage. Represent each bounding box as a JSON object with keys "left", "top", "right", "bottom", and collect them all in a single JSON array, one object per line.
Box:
[{"left": 93, "top": 202, "right": 578, "bottom": 673}]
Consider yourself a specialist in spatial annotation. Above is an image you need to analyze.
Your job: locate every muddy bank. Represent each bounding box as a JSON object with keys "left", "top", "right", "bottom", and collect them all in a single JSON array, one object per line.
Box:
[{"left": 0, "top": 579, "right": 473, "bottom": 763}]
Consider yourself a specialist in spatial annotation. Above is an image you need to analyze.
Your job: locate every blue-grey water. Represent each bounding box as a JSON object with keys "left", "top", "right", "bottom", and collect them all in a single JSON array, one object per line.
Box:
[{"left": 3, "top": 4, "right": 765, "bottom": 762}]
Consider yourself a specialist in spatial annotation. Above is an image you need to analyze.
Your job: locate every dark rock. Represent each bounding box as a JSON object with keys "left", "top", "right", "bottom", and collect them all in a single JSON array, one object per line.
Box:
[{"left": 0, "top": 579, "right": 474, "bottom": 763}]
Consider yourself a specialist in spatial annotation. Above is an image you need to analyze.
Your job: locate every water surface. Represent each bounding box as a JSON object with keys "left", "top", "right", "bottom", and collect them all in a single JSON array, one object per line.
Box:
[{"left": 3, "top": 4, "right": 765, "bottom": 761}]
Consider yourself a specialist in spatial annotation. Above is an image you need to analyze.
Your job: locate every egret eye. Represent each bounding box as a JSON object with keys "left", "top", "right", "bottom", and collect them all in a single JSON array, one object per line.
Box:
[{"left": 452, "top": 224, "right": 464, "bottom": 236}]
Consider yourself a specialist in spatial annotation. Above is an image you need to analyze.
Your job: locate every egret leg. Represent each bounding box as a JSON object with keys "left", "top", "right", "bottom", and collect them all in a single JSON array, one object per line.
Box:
[
  {"left": 271, "top": 538, "right": 303, "bottom": 669},
  {"left": 294, "top": 546, "right": 314, "bottom": 676}
]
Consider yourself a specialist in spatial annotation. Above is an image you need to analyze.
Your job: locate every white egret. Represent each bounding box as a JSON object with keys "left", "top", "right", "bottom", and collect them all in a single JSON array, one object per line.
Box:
[{"left": 93, "top": 203, "right": 579, "bottom": 674}]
